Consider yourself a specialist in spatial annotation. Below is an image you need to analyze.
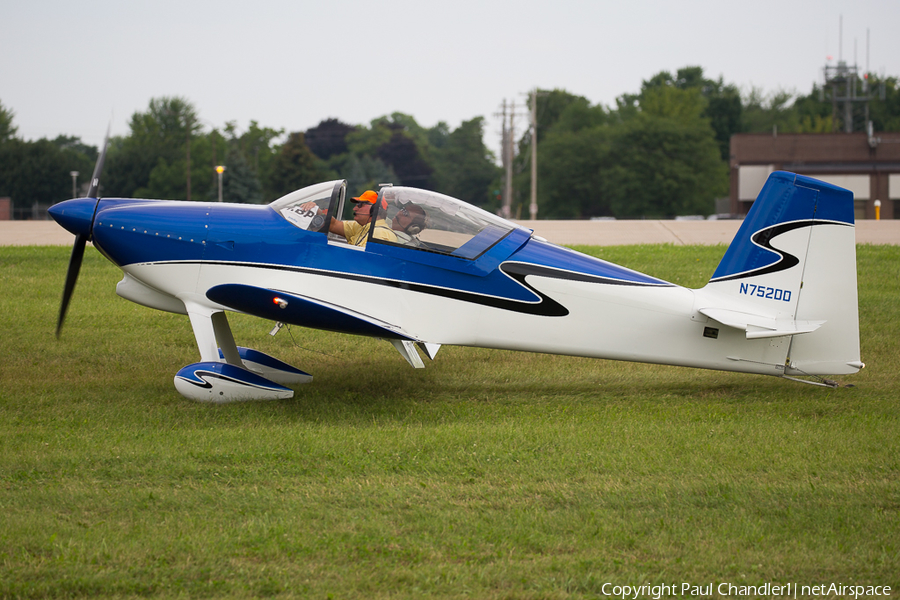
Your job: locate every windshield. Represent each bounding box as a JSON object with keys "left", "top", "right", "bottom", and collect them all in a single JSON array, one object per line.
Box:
[
  {"left": 376, "top": 187, "right": 519, "bottom": 259},
  {"left": 271, "top": 180, "right": 346, "bottom": 240}
]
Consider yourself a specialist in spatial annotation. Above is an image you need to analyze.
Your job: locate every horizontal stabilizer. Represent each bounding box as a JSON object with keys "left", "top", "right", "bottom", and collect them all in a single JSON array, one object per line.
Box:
[
  {"left": 699, "top": 307, "right": 824, "bottom": 339},
  {"left": 745, "top": 323, "right": 824, "bottom": 339}
]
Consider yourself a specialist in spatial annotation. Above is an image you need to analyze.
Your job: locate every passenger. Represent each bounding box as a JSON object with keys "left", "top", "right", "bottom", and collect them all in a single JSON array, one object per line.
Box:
[
  {"left": 302, "top": 190, "right": 396, "bottom": 247},
  {"left": 391, "top": 203, "right": 428, "bottom": 246}
]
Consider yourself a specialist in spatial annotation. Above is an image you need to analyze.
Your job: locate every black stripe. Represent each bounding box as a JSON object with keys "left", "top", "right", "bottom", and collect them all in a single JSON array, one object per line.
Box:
[
  {"left": 171, "top": 260, "right": 571, "bottom": 317},
  {"left": 500, "top": 262, "right": 674, "bottom": 287},
  {"left": 165, "top": 258, "right": 677, "bottom": 318},
  {"left": 710, "top": 220, "right": 848, "bottom": 283}
]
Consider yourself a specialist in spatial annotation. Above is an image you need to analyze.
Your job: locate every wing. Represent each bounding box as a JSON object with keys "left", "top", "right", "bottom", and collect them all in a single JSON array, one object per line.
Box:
[{"left": 205, "top": 283, "right": 418, "bottom": 341}]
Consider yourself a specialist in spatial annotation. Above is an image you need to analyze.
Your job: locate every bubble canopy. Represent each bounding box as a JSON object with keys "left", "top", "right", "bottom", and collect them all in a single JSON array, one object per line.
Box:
[
  {"left": 378, "top": 186, "right": 522, "bottom": 258},
  {"left": 272, "top": 181, "right": 528, "bottom": 260}
]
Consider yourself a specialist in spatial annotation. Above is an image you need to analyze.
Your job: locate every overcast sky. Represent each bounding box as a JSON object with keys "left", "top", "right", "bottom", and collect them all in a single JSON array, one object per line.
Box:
[{"left": 3, "top": 0, "right": 899, "bottom": 153}]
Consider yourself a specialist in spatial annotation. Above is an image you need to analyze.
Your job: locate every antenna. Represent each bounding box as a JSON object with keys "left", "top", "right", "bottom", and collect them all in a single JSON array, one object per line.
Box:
[
  {"left": 821, "top": 17, "right": 875, "bottom": 133},
  {"left": 865, "top": 27, "right": 870, "bottom": 92},
  {"left": 839, "top": 14, "right": 843, "bottom": 63}
]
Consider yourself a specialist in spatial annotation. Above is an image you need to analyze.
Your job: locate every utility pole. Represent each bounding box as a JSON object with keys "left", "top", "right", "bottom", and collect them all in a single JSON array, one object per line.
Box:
[
  {"left": 496, "top": 99, "right": 516, "bottom": 219},
  {"left": 506, "top": 101, "right": 516, "bottom": 220},
  {"left": 528, "top": 89, "right": 549, "bottom": 220},
  {"left": 529, "top": 89, "right": 538, "bottom": 220},
  {"left": 498, "top": 93, "right": 540, "bottom": 219},
  {"left": 186, "top": 114, "right": 192, "bottom": 201}
]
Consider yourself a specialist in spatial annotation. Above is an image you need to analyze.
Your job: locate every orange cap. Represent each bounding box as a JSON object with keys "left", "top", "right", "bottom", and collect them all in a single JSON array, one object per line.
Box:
[
  {"left": 351, "top": 190, "right": 386, "bottom": 210},
  {"left": 351, "top": 190, "right": 379, "bottom": 204}
]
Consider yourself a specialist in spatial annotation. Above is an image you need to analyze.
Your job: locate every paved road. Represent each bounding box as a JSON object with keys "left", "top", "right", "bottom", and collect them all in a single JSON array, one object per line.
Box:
[{"left": 2, "top": 219, "right": 899, "bottom": 247}]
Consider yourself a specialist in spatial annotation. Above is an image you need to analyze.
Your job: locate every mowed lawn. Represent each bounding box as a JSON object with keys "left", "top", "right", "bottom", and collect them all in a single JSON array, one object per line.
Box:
[{"left": 0, "top": 244, "right": 897, "bottom": 599}]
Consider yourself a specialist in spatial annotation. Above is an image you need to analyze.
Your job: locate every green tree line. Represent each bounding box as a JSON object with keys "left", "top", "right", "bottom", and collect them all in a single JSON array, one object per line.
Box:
[
  {"left": 2, "top": 65, "right": 899, "bottom": 219},
  {"left": 514, "top": 67, "right": 900, "bottom": 219}
]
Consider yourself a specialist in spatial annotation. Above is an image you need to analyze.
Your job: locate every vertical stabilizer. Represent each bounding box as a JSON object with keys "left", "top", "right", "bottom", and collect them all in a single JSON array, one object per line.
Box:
[{"left": 701, "top": 171, "right": 862, "bottom": 375}]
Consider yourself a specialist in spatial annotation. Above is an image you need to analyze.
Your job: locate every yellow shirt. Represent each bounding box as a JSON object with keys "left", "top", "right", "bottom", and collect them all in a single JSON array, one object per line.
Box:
[{"left": 342, "top": 219, "right": 398, "bottom": 247}]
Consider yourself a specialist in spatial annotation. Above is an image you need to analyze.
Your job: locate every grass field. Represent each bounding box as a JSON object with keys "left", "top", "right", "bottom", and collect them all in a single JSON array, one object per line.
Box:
[{"left": 1, "top": 244, "right": 898, "bottom": 599}]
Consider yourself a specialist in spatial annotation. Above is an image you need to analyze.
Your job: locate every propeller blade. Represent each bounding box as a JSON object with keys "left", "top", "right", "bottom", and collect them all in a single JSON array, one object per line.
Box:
[
  {"left": 86, "top": 124, "right": 110, "bottom": 199},
  {"left": 49, "top": 197, "right": 99, "bottom": 337},
  {"left": 56, "top": 125, "right": 110, "bottom": 337},
  {"left": 56, "top": 233, "right": 87, "bottom": 338}
]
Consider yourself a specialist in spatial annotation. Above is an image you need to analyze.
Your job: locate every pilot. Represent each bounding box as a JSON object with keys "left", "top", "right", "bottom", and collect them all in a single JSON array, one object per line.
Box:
[
  {"left": 391, "top": 203, "right": 428, "bottom": 246},
  {"left": 303, "top": 190, "right": 397, "bottom": 247}
]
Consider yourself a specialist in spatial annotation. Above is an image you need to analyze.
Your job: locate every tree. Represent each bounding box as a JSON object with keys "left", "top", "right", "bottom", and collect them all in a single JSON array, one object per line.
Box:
[
  {"left": 529, "top": 89, "right": 589, "bottom": 144},
  {"left": 104, "top": 97, "right": 202, "bottom": 200},
  {"left": 639, "top": 85, "right": 707, "bottom": 121},
  {"left": 139, "top": 157, "right": 187, "bottom": 200},
  {"left": 346, "top": 121, "right": 393, "bottom": 157},
  {"left": 549, "top": 97, "right": 608, "bottom": 133},
  {"left": 870, "top": 76, "right": 900, "bottom": 131},
  {"left": 269, "top": 132, "right": 325, "bottom": 197},
  {"left": 305, "top": 118, "right": 355, "bottom": 160},
  {"left": 0, "top": 138, "right": 96, "bottom": 213},
  {"left": 606, "top": 112, "right": 726, "bottom": 218},
  {"left": 538, "top": 100, "right": 612, "bottom": 219},
  {"left": 641, "top": 67, "right": 742, "bottom": 160},
  {"left": 343, "top": 113, "right": 436, "bottom": 188},
  {"left": 511, "top": 90, "right": 597, "bottom": 217},
  {"left": 539, "top": 127, "right": 611, "bottom": 219},
  {"left": 376, "top": 113, "right": 433, "bottom": 151},
  {"left": 344, "top": 155, "right": 397, "bottom": 199},
  {"left": 431, "top": 117, "right": 499, "bottom": 207},
  {"left": 696, "top": 75, "right": 743, "bottom": 160},
  {"left": 103, "top": 136, "right": 151, "bottom": 198},
  {"left": 515, "top": 82, "right": 727, "bottom": 219},
  {"left": 221, "top": 120, "right": 282, "bottom": 202},
  {"left": 221, "top": 146, "right": 263, "bottom": 204},
  {"left": 0, "top": 99, "right": 16, "bottom": 142},
  {"left": 536, "top": 75, "right": 730, "bottom": 219},
  {"left": 740, "top": 87, "right": 801, "bottom": 134},
  {"left": 52, "top": 135, "right": 98, "bottom": 162},
  {"left": 377, "top": 129, "right": 434, "bottom": 188},
  {"left": 0, "top": 102, "right": 97, "bottom": 213},
  {"left": 427, "top": 121, "right": 450, "bottom": 151},
  {"left": 790, "top": 86, "right": 834, "bottom": 133}
]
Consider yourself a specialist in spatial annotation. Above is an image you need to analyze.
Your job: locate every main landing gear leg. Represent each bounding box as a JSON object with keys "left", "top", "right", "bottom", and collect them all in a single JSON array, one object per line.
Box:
[{"left": 172, "top": 301, "right": 303, "bottom": 403}]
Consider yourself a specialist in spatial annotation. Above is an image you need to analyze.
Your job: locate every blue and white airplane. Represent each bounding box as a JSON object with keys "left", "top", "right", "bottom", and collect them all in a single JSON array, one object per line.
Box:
[{"left": 49, "top": 161, "right": 863, "bottom": 402}]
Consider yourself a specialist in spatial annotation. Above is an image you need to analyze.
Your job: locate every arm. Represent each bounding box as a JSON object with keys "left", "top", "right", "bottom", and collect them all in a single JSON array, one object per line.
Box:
[{"left": 300, "top": 201, "right": 344, "bottom": 237}]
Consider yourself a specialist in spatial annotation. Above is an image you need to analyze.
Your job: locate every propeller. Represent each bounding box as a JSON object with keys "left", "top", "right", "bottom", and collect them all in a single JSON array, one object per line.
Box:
[
  {"left": 55, "top": 126, "right": 110, "bottom": 338},
  {"left": 56, "top": 233, "right": 87, "bottom": 337}
]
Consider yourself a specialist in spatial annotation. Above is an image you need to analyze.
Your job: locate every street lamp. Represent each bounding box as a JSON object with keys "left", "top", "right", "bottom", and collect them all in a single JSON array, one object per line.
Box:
[
  {"left": 215, "top": 165, "right": 225, "bottom": 203},
  {"left": 70, "top": 171, "right": 79, "bottom": 198}
]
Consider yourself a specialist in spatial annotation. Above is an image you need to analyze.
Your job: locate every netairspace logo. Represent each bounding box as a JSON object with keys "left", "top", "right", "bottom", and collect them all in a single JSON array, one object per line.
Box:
[{"left": 599, "top": 582, "right": 892, "bottom": 599}]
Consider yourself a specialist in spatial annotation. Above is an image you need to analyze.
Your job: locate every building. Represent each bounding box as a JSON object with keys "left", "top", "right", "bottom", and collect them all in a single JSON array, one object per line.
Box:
[{"left": 729, "top": 131, "right": 900, "bottom": 219}]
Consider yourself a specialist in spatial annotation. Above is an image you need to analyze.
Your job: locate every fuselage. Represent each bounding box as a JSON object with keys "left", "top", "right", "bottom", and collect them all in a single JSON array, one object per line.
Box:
[{"left": 67, "top": 197, "right": 787, "bottom": 377}]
